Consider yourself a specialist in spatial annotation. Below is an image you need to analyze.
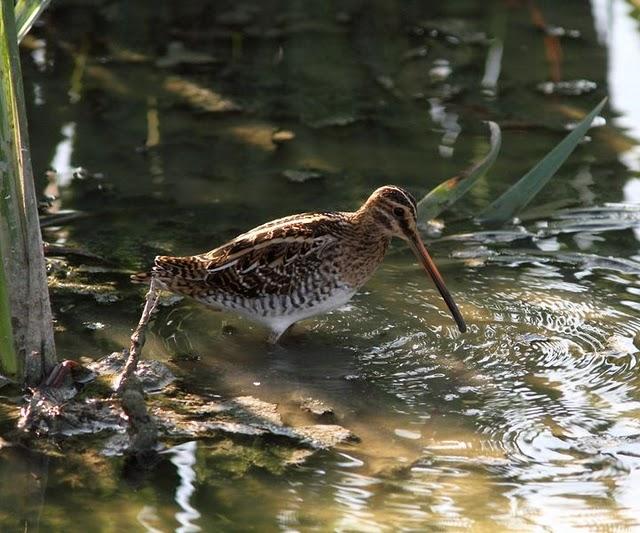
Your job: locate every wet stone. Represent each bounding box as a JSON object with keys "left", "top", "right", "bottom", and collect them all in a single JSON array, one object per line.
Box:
[
  {"left": 88, "top": 351, "right": 176, "bottom": 393},
  {"left": 150, "top": 393, "right": 357, "bottom": 450},
  {"left": 298, "top": 397, "right": 335, "bottom": 421},
  {"left": 294, "top": 425, "right": 358, "bottom": 449}
]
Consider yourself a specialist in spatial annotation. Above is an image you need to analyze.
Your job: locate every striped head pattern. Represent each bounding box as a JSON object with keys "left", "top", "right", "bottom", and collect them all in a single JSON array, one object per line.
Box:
[{"left": 362, "top": 185, "right": 419, "bottom": 241}]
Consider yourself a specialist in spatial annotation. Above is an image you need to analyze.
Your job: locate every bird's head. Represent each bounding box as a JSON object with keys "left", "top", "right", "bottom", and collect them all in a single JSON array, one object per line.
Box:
[{"left": 361, "top": 185, "right": 467, "bottom": 333}]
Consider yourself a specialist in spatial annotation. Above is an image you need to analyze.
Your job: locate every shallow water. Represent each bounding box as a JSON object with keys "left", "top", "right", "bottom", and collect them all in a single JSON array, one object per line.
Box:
[{"left": 3, "top": 0, "right": 640, "bottom": 530}]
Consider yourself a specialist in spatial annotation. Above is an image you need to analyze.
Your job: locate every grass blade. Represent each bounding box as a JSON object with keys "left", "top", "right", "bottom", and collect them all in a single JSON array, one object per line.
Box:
[
  {"left": 417, "top": 121, "right": 501, "bottom": 221},
  {"left": 478, "top": 97, "right": 608, "bottom": 225},
  {"left": 15, "top": 0, "right": 51, "bottom": 43}
]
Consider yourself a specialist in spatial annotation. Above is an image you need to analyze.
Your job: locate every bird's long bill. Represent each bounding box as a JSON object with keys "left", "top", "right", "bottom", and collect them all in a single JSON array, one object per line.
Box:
[{"left": 407, "top": 233, "right": 467, "bottom": 333}]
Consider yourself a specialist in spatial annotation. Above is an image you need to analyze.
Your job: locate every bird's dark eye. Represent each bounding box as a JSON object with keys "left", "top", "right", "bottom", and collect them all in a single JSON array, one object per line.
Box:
[{"left": 393, "top": 207, "right": 404, "bottom": 217}]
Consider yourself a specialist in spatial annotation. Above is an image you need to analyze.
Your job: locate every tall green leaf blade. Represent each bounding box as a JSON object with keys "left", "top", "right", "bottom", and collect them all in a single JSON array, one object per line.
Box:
[
  {"left": 15, "top": 0, "right": 51, "bottom": 43},
  {"left": 417, "top": 121, "right": 501, "bottom": 221},
  {"left": 478, "top": 97, "right": 608, "bottom": 225}
]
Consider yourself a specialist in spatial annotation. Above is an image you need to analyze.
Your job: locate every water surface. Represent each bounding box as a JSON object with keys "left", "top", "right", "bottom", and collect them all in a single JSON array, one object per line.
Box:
[{"left": 2, "top": 0, "right": 640, "bottom": 530}]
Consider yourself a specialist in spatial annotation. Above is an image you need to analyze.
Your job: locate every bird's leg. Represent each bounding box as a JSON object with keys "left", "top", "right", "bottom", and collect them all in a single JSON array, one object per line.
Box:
[
  {"left": 267, "top": 330, "right": 282, "bottom": 344},
  {"left": 267, "top": 322, "right": 298, "bottom": 344},
  {"left": 116, "top": 278, "right": 160, "bottom": 392}
]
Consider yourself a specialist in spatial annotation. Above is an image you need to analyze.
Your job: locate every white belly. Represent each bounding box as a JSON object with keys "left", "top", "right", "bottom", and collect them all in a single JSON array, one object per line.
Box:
[{"left": 235, "top": 286, "right": 357, "bottom": 340}]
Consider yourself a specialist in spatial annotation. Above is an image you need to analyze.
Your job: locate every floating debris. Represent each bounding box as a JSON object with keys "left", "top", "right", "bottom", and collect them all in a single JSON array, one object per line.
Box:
[
  {"left": 156, "top": 42, "right": 217, "bottom": 68},
  {"left": 94, "top": 293, "right": 120, "bottom": 304},
  {"left": 394, "top": 428, "right": 422, "bottom": 440},
  {"left": 537, "top": 79, "right": 597, "bottom": 96},
  {"left": 403, "top": 46, "right": 429, "bottom": 61},
  {"left": 515, "top": 333, "right": 551, "bottom": 345},
  {"left": 307, "top": 113, "right": 358, "bottom": 128},
  {"left": 164, "top": 76, "right": 243, "bottom": 113},
  {"left": 271, "top": 129, "right": 295, "bottom": 144},
  {"left": 543, "top": 26, "right": 581, "bottom": 39},
  {"left": 439, "top": 226, "right": 534, "bottom": 244},
  {"left": 603, "top": 334, "right": 639, "bottom": 358},
  {"left": 429, "top": 59, "right": 452, "bottom": 82},
  {"left": 216, "top": 5, "right": 259, "bottom": 27},
  {"left": 83, "top": 321, "right": 106, "bottom": 330},
  {"left": 282, "top": 169, "right": 323, "bottom": 183},
  {"left": 413, "top": 18, "right": 488, "bottom": 45}
]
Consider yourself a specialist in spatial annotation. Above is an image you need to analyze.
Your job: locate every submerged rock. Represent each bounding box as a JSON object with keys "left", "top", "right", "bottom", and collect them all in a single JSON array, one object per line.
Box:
[
  {"left": 88, "top": 351, "right": 176, "bottom": 393},
  {"left": 298, "top": 397, "right": 335, "bottom": 421},
  {"left": 152, "top": 393, "right": 357, "bottom": 450},
  {"left": 15, "top": 352, "right": 357, "bottom": 470}
]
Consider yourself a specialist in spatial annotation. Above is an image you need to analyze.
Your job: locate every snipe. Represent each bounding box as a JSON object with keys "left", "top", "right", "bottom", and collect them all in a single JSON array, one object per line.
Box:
[{"left": 134, "top": 186, "right": 466, "bottom": 342}]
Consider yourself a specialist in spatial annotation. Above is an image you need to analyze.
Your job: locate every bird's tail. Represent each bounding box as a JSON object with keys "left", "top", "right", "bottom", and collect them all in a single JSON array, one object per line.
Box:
[
  {"left": 130, "top": 270, "right": 152, "bottom": 284},
  {"left": 130, "top": 255, "right": 207, "bottom": 285}
]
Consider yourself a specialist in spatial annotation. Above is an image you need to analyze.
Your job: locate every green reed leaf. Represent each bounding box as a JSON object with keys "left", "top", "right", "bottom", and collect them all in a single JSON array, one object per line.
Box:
[
  {"left": 15, "top": 0, "right": 51, "bottom": 43},
  {"left": 417, "top": 121, "right": 501, "bottom": 221},
  {"left": 478, "top": 97, "right": 608, "bottom": 225}
]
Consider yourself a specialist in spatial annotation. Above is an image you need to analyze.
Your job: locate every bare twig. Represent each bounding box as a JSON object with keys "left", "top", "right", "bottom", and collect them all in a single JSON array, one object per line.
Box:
[
  {"left": 114, "top": 277, "right": 161, "bottom": 457},
  {"left": 116, "top": 278, "right": 160, "bottom": 393}
]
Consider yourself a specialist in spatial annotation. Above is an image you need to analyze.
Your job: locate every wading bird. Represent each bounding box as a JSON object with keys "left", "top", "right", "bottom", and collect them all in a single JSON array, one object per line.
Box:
[{"left": 134, "top": 186, "right": 466, "bottom": 342}]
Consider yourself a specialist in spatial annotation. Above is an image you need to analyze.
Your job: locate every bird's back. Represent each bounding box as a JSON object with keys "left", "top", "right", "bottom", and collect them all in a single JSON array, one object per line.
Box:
[{"left": 145, "top": 211, "right": 387, "bottom": 328}]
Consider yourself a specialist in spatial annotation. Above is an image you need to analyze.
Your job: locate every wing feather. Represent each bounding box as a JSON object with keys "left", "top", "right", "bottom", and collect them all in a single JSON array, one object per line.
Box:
[{"left": 154, "top": 213, "right": 345, "bottom": 297}]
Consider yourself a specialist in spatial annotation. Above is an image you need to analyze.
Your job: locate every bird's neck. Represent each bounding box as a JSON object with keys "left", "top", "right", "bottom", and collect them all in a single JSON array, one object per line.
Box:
[{"left": 349, "top": 207, "right": 391, "bottom": 243}]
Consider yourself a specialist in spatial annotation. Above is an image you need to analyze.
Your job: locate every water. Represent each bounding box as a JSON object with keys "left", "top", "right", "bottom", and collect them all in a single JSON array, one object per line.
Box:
[{"left": 2, "top": 0, "right": 640, "bottom": 530}]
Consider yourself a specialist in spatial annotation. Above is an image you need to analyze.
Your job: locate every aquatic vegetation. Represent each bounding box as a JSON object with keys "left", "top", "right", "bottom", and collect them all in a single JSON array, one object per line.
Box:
[{"left": 417, "top": 98, "right": 607, "bottom": 226}]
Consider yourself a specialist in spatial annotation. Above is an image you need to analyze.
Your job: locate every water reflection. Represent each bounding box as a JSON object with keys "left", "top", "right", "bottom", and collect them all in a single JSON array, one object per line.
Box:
[
  {"left": 592, "top": 0, "right": 640, "bottom": 173},
  {"left": 167, "top": 441, "right": 201, "bottom": 533}
]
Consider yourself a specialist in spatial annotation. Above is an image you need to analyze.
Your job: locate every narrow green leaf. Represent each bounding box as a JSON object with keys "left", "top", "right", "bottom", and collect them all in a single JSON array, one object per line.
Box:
[
  {"left": 478, "top": 97, "right": 608, "bottom": 225},
  {"left": 15, "top": 0, "right": 51, "bottom": 43},
  {"left": 417, "top": 121, "right": 501, "bottom": 221}
]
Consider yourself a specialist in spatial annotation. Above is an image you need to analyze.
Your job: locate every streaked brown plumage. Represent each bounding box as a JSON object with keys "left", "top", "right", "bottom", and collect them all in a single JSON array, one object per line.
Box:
[{"left": 134, "top": 186, "right": 466, "bottom": 342}]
